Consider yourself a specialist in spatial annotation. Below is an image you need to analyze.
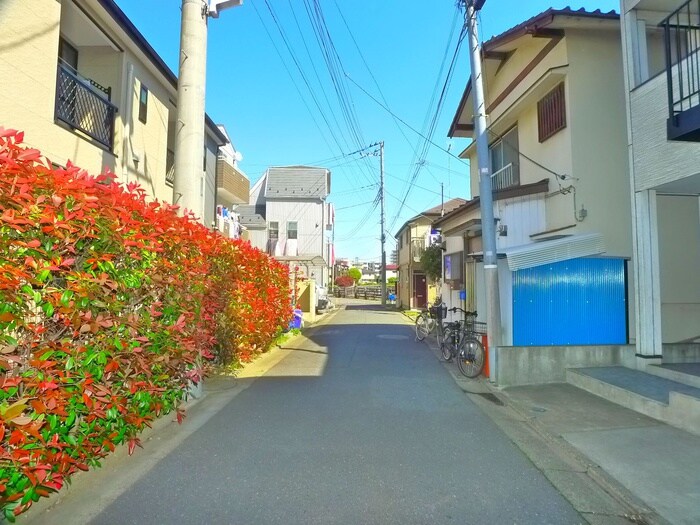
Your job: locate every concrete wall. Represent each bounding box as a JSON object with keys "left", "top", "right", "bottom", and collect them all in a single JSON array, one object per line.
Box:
[{"left": 495, "top": 345, "right": 632, "bottom": 387}]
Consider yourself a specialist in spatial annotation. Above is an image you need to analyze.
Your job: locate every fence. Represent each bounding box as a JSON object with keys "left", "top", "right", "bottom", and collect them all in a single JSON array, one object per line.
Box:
[{"left": 332, "top": 284, "right": 397, "bottom": 301}]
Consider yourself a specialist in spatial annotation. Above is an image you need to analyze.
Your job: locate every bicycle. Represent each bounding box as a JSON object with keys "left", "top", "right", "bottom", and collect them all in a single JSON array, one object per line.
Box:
[
  {"left": 414, "top": 299, "right": 446, "bottom": 342},
  {"left": 440, "top": 307, "right": 486, "bottom": 378}
]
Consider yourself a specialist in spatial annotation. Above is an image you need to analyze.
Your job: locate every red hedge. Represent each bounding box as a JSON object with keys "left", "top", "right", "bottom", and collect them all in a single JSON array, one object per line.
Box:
[
  {"left": 0, "top": 129, "right": 291, "bottom": 519},
  {"left": 334, "top": 275, "right": 354, "bottom": 288}
]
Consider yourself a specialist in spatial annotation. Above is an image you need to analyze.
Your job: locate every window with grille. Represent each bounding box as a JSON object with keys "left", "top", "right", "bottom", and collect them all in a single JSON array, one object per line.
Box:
[
  {"left": 287, "top": 221, "right": 298, "bottom": 240},
  {"left": 537, "top": 82, "right": 566, "bottom": 142},
  {"left": 139, "top": 84, "right": 148, "bottom": 123},
  {"left": 269, "top": 221, "right": 279, "bottom": 240}
]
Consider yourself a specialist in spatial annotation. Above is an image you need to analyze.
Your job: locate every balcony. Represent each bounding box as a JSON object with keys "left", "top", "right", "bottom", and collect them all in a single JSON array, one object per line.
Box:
[
  {"left": 216, "top": 156, "right": 250, "bottom": 205},
  {"left": 491, "top": 163, "right": 518, "bottom": 190},
  {"left": 661, "top": 0, "right": 700, "bottom": 141},
  {"left": 54, "top": 63, "right": 117, "bottom": 150}
]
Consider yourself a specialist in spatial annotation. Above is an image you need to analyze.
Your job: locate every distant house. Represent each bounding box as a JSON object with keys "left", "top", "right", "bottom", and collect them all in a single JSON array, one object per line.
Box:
[
  {"left": 618, "top": 0, "right": 700, "bottom": 358},
  {"left": 0, "top": 0, "right": 230, "bottom": 224},
  {"left": 240, "top": 166, "right": 334, "bottom": 287},
  {"left": 444, "top": 8, "right": 632, "bottom": 348},
  {"left": 394, "top": 199, "right": 466, "bottom": 309}
]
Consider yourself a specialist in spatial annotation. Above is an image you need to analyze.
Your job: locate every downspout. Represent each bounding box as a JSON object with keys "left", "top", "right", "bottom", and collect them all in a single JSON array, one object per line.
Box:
[{"left": 121, "top": 62, "right": 134, "bottom": 184}]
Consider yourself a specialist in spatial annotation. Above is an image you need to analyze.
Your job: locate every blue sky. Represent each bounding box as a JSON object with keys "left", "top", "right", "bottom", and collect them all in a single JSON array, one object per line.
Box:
[{"left": 114, "top": 0, "right": 619, "bottom": 261}]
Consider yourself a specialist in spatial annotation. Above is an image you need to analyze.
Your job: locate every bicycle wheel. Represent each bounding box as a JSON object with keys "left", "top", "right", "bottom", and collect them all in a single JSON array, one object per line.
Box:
[
  {"left": 440, "top": 328, "right": 454, "bottom": 361},
  {"left": 415, "top": 314, "right": 430, "bottom": 341},
  {"left": 457, "top": 337, "right": 485, "bottom": 378}
]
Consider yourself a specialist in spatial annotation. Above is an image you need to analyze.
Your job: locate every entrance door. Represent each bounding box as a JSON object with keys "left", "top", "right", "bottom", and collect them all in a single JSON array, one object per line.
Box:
[{"left": 413, "top": 273, "right": 427, "bottom": 308}]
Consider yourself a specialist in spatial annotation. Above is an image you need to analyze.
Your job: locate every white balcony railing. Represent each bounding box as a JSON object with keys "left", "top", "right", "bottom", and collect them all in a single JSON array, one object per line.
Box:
[{"left": 491, "top": 163, "right": 518, "bottom": 190}]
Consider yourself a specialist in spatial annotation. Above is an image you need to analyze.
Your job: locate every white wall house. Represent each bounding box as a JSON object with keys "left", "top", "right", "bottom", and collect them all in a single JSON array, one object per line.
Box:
[
  {"left": 242, "top": 166, "right": 334, "bottom": 287},
  {"left": 445, "top": 8, "right": 633, "bottom": 356},
  {"left": 619, "top": 0, "right": 700, "bottom": 359},
  {"left": 0, "top": 0, "right": 230, "bottom": 224}
]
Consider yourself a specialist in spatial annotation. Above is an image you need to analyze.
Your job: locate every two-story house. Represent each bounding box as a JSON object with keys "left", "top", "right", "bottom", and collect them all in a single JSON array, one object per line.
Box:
[
  {"left": 618, "top": 0, "right": 700, "bottom": 362},
  {"left": 242, "top": 166, "right": 334, "bottom": 287},
  {"left": 0, "top": 0, "right": 231, "bottom": 224},
  {"left": 394, "top": 199, "right": 465, "bottom": 310},
  {"left": 444, "top": 9, "right": 633, "bottom": 364}
]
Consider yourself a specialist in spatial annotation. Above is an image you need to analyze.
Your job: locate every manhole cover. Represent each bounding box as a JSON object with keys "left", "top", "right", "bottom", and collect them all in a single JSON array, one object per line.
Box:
[{"left": 377, "top": 335, "right": 409, "bottom": 340}]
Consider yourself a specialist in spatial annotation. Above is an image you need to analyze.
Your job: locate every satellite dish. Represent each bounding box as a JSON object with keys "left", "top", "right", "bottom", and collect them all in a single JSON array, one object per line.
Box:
[{"left": 233, "top": 151, "right": 243, "bottom": 162}]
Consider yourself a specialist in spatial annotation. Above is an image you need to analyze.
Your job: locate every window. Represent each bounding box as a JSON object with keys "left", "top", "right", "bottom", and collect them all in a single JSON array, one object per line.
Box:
[
  {"left": 269, "top": 221, "right": 279, "bottom": 240},
  {"left": 489, "top": 126, "right": 520, "bottom": 189},
  {"left": 537, "top": 82, "right": 566, "bottom": 142},
  {"left": 138, "top": 84, "right": 148, "bottom": 123},
  {"left": 444, "top": 252, "right": 464, "bottom": 284},
  {"left": 58, "top": 37, "right": 78, "bottom": 73},
  {"left": 287, "top": 221, "right": 298, "bottom": 240}
]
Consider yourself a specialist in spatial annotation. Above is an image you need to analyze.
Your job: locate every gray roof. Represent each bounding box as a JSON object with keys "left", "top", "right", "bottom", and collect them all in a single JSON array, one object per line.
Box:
[
  {"left": 264, "top": 166, "right": 330, "bottom": 199},
  {"left": 236, "top": 205, "right": 266, "bottom": 228}
]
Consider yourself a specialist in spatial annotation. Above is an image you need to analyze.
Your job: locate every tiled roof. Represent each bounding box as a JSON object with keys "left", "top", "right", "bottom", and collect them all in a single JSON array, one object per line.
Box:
[
  {"left": 264, "top": 166, "right": 330, "bottom": 199},
  {"left": 236, "top": 205, "right": 266, "bottom": 227}
]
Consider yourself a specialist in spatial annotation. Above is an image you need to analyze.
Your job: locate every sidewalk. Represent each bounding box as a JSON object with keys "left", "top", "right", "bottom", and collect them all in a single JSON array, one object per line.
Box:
[{"left": 417, "top": 325, "right": 700, "bottom": 525}]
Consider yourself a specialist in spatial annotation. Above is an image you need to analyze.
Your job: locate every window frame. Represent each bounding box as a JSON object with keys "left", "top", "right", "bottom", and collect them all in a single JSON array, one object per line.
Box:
[
  {"left": 269, "top": 221, "right": 279, "bottom": 240},
  {"left": 287, "top": 221, "right": 298, "bottom": 240},
  {"left": 138, "top": 83, "right": 148, "bottom": 124},
  {"left": 537, "top": 82, "right": 566, "bottom": 143}
]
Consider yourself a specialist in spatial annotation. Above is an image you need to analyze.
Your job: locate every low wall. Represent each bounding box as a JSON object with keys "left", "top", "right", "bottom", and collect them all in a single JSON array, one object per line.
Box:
[
  {"left": 495, "top": 345, "right": 635, "bottom": 387},
  {"left": 663, "top": 343, "right": 700, "bottom": 363}
]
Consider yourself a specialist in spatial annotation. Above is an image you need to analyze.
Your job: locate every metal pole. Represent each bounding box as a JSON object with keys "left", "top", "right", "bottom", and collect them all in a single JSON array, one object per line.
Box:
[
  {"left": 174, "top": 0, "right": 208, "bottom": 221},
  {"left": 466, "top": 0, "right": 502, "bottom": 383},
  {"left": 380, "top": 141, "right": 387, "bottom": 306}
]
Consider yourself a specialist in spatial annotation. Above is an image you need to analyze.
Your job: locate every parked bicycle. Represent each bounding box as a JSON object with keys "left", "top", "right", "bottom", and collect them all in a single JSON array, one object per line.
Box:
[
  {"left": 414, "top": 298, "right": 446, "bottom": 342},
  {"left": 440, "top": 307, "right": 485, "bottom": 378}
]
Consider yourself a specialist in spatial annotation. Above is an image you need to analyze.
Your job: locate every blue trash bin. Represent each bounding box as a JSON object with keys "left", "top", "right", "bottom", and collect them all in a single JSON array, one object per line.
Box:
[{"left": 289, "top": 308, "right": 303, "bottom": 330}]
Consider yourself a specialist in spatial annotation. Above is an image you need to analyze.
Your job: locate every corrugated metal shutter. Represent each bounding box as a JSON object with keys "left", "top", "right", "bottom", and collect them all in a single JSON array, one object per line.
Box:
[
  {"left": 505, "top": 233, "right": 604, "bottom": 271},
  {"left": 512, "top": 257, "right": 627, "bottom": 346}
]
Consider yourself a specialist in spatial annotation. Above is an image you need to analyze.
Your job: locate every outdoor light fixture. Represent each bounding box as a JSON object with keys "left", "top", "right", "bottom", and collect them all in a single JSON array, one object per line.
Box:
[{"left": 209, "top": 0, "right": 243, "bottom": 18}]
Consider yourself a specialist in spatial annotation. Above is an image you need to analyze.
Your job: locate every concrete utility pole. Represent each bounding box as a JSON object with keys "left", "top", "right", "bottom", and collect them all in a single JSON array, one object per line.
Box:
[
  {"left": 174, "top": 0, "right": 241, "bottom": 221},
  {"left": 465, "top": 0, "right": 502, "bottom": 382},
  {"left": 379, "top": 141, "right": 387, "bottom": 306}
]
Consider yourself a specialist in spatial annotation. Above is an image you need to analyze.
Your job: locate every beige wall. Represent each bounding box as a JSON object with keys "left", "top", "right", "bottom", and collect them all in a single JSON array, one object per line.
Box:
[
  {"left": 0, "top": 0, "right": 173, "bottom": 207},
  {"left": 0, "top": 0, "right": 115, "bottom": 172},
  {"left": 567, "top": 29, "right": 633, "bottom": 258},
  {"left": 657, "top": 196, "right": 700, "bottom": 342}
]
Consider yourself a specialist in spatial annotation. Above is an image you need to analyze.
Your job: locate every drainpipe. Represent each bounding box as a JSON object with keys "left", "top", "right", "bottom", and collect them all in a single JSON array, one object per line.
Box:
[{"left": 122, "top": 62, "right": 134, "bottom": 184}]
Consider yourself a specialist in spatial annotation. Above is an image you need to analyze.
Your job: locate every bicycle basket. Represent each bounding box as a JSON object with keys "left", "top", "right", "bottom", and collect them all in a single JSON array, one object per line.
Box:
[{"left": 429, "top": 304, "right": 447, "bottom": 320}]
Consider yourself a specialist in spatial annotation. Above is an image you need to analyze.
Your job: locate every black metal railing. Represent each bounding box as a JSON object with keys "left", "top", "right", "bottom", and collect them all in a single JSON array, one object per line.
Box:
[
  {"left": 661, "top": 0, "right": 700, "bottom": 120},
  {"left": 54, "top": 63, "right": 117, "bottom": 150}
]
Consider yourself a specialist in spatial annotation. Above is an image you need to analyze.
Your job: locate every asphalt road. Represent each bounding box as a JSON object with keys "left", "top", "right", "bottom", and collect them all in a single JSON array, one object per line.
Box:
[{"left": 80, "top": 301, "right": 583, "bottom": 524}]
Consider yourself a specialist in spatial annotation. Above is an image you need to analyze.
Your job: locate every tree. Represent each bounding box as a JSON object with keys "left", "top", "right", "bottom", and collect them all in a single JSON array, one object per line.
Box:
[
  {"left": 420, "top": 244, "right": 443, "bottom": 283},
  {"left": 335, "top": 275, "right": 354, "bottom": 287},
  {"left": 347, "top": 267, "right": 362, "bottom": 284}
]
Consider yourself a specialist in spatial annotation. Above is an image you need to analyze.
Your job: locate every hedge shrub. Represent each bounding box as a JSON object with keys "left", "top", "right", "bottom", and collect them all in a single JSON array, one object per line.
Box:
[{"left": 0, "top": 129, "right": 291, "bottom": 520}]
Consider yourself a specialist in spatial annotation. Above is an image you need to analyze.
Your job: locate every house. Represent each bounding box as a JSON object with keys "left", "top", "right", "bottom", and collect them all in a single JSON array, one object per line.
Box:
[
  {"left": 394, "top": 199, "right": 466, "bottom": 309},
  {"left": 242, "top": 166, "right": 334, "bottom": 287},
  {"left": 445, "top": 8, "right": 634, "bottom": 383},
  {"left": 0, "top": 0, "right": 230, "bottom": 223},
  {"left": 618, "top": 0, "right": 700, "bottom": 362}
]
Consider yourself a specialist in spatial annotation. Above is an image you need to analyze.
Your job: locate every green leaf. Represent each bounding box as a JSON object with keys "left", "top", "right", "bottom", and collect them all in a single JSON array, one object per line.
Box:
[
  {"left": 41, "top": 302, "right": 54, "bottom": 317},
  {"left": 37, "top": 269, "right": 51, "bottom": 283},
  {"left": 65, "top": 357, "right": 75, "bottom": 371},
  {"left": 60, "top": 290, "right": 74, "bottom": 306}
]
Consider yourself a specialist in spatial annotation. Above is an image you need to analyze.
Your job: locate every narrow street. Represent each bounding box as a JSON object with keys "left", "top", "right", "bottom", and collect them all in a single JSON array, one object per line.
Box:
[{"left": 34, "top": 301, "right": 583, "bottom": 524}]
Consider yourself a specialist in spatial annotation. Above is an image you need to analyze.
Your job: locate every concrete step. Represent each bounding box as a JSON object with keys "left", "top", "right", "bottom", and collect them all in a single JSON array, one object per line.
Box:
[
  {"left": 646, "top": 362, "right": 700, "bottom": 389},
  {"left": 566, "top": 366, "right": 700, "bottom": 436}
]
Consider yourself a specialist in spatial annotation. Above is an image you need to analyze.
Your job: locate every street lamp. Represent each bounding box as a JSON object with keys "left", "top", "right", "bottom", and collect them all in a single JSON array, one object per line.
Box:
[{"left": 173, "top": 0, "right": 242, "bottom": 222}]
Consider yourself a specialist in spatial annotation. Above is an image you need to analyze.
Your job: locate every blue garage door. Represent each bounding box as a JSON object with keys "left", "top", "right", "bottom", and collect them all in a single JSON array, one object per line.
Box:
[{"left": 513, "top": 258, "right": 627, "bottom": 346}]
